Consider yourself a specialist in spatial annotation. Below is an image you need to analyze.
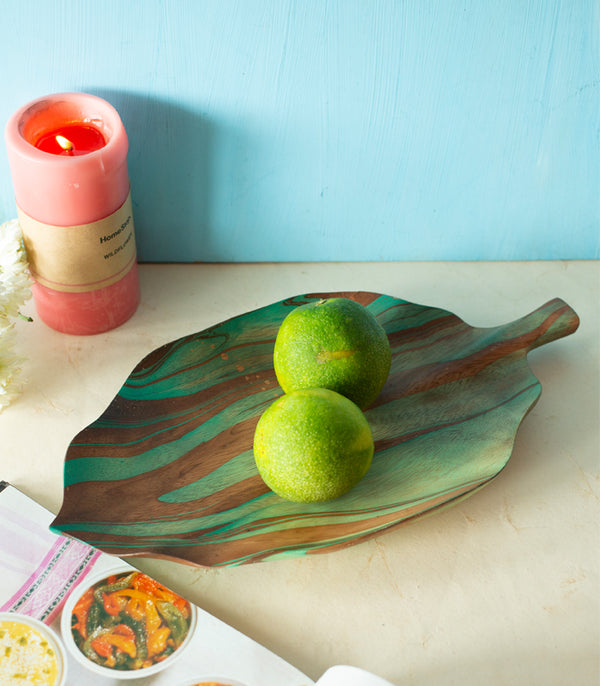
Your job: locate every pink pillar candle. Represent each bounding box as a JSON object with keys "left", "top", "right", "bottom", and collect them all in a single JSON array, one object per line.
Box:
[{"left": 4, "top": 92, "right": 140, "bottom": 335}]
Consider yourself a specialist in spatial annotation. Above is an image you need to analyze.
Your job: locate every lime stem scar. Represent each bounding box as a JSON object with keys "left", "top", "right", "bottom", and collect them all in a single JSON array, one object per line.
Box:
[{"left": 316, "top": 349, "right": 355, "bottom": 363}]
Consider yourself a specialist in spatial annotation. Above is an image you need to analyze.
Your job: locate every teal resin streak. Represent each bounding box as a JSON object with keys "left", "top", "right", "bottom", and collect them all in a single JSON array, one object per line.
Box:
[{"left": 51, "top": 293, "right": 579, "bottom": 566}]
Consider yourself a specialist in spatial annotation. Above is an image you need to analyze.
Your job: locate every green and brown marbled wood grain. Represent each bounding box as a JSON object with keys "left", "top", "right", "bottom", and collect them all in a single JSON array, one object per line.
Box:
[{"left": 50, "top": 293, "right": 579, "bottom": 567}]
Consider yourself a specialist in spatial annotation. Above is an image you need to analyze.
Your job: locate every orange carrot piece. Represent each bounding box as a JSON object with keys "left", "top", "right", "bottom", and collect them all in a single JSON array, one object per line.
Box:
[
  {"left": 71, "top": 588, "right": 94, "bottom": 639},
  {"left": 131, "top": 572, "right": 162, "bottom": 594},
  {"left": 102, "top": 592, "right": 123, "bottom": 616},
  {"left": 113, "top": 624, "right": 136, "bottom": 640},
  {"left": 103, "top": 633, "right": 137, "bottom": 658},
  {"left": 91, "top": 636, "right": 114, "bottom": 658}
]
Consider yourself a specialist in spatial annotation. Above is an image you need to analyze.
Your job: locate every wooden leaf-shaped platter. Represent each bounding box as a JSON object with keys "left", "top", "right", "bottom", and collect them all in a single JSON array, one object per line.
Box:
[{"left": 51, "top": 293, "right": 579, "bottom": 567}]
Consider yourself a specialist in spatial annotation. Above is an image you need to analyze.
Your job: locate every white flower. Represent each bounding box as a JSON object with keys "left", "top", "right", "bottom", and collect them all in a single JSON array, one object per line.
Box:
[
  {"left": 0, "top": 219, "right": 32, "bottom": 411},
  {"left": 0, "top": 219, "right": 32, "bottom": 319},
  {"left": 0, "top": 322, "right": 24, "bottom": 408}
]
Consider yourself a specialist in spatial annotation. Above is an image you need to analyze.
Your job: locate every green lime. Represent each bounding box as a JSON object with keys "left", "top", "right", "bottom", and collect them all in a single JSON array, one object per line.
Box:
[
  {"left": 273, "top": 297, "right": 391, "bottom": 409},
  {"left": 253, "top": 388, "right": 374, "bottom": 502}
]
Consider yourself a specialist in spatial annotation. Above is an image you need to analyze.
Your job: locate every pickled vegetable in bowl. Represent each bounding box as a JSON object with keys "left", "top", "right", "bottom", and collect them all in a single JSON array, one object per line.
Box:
[{"left": 68, "top": 569, "right": 193, "bottom": 672}]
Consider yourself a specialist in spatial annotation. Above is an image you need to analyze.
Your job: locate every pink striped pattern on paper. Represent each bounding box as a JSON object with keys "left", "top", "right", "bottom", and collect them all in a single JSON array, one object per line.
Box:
[{"left": 1, "top": 536, "right": 101, "bottom": 624}]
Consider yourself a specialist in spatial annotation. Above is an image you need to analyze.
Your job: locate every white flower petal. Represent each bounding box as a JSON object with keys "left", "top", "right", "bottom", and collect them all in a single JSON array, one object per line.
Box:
[{"left": 0, "top": 219, "right": 32, "bottom": 410}]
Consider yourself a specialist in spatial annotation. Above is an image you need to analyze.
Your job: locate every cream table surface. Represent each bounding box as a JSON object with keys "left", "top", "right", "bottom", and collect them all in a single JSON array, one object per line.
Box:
[{"left": 1, "top": 261, "right": 598, "bottom": 685}]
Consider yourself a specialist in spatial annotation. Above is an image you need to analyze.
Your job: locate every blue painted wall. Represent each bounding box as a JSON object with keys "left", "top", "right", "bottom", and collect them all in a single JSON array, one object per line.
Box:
[{"left": 1, "top": 1, "right": 598, "bottom": 261}]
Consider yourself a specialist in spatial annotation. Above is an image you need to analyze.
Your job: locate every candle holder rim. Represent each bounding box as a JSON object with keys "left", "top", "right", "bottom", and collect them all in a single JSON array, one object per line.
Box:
[{"left": 4, "top": 91, "right": 128, "bottom": 163}]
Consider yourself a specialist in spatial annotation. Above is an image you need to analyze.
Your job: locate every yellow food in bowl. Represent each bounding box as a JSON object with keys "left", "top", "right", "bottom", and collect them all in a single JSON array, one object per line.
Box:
[{"left": 0, "top": 616, "right": 62, "bottom": 686}]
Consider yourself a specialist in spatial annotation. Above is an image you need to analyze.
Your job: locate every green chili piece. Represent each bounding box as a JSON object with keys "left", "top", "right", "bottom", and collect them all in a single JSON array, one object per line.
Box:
[
  {"left": 81, "top": 626, "right": 109, "bottom": 666},
  {"left": 114, "top": 650, "right": 130, "bottom": 669},
  {"left": 92, "top": 572, "right": 136, "bottom": 606},
  {"left": 85, "top": 602, "right": 102, "bottom": 638},
  {"left": 156, "top": 600, "right": 188, "bottom": 645},
  {"left": 119, "top": 614, "right": 148, "bottom": 661}
]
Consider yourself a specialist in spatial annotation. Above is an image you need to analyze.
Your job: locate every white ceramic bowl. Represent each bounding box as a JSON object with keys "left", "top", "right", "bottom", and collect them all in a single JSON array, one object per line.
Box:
[
  {"left": 0, "top": 611, "right": 67, "bottom": 686},
  {"left": 315, "top": 666, "right": 396, "bottom": 686},
  {"left": 60, "top": 563, "right": 197, "bottom": 679}
]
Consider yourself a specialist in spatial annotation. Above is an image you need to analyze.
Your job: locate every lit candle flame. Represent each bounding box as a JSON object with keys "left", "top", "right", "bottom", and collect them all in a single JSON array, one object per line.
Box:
[{"left": 55, "top": 135, "right": 73, "bottom": 152}]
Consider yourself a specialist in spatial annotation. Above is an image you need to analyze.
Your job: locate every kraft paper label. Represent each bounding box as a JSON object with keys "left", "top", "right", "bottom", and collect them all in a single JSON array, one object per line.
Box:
[{"left": 17, "top": 192, "right": 137, "bottom": 293}]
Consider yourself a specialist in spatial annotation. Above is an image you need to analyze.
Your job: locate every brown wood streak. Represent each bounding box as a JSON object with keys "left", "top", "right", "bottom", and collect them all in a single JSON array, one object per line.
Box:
[
  {"left": 148, "top": 475, "right": 271, "bottom": 524},
  {"left": 132, "top": 294, "right": 289, "bottom": 382},
  {"left": 128, "top": 337, "right": 193, "bottom": 379},
  {"left": 58, "top": 416, "right": 270, "bottom": 524},
  {"left": 378, "top": 304, "right": 570, "bottom": 402},
  {"left": 310, "top": 479, "right": 491, "bottom": 557},
  {"left": 373, "top": 380, "right": 539, "bottom": 453},
  {"left": 130, "top": 311, "right": 255, "bottom": 382},
  {"left": 67, "top": 367, "right": 279, "bottom": 458},
  {"left": 84, "top": 478, "right": 488, "bottom": 566},
  {"left": 126, "top": 335, "right": 275, "bottom": 388},
  {"left": 387, "top": 313, "right": 467, "bottom": 349}
]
